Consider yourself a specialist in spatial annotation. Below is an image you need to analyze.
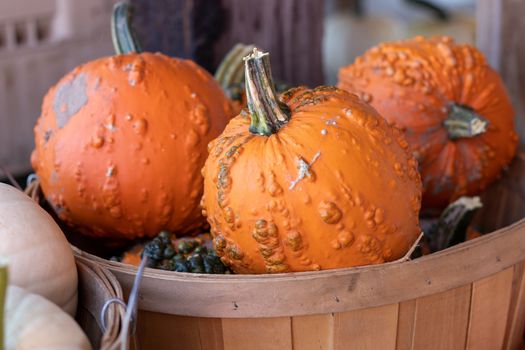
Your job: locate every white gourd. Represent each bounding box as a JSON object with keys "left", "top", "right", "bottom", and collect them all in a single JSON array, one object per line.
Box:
[
  {"left": 0, "top": 184, "right": 78, "bottom": 315},
  {"left": 5, "top": 286, "right": 91, "bottom": 349}
]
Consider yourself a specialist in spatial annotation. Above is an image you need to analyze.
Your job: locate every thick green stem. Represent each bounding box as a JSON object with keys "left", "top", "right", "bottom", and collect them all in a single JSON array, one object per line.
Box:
[
  {"left": 444, "top": 104, "right": 489, "bottom": 140},
  {"left": 244, "top": 48, "right": 290, "bottom": 136},
  {"left": 215, "top": 44, "right": 255, "bottom": 91},
  {"left": 425, "top": 196, "right": 483, "bottom": 252},
  {"left": 111, "top": 2, "right": 142, "bottom": 54},
  {"left": 0, "top": 260, "right": 7, "bottom": 350}
]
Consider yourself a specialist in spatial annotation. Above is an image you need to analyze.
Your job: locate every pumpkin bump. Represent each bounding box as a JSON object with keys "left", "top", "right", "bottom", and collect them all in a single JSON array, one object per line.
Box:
[
  {"left": 338, "top": 36, "right": 518, "bottom": 210},
  {"left": 202, "top": 49, "right": 422, "bottom": 273}
]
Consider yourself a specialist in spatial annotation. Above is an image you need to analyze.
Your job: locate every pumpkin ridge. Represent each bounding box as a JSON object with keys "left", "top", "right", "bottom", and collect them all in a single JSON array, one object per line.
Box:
[
  {"left": 209, "top": 127, "right": 319, "bottom": 272},
  {"left": 458, "top": 138, "right": 487, "bottom": 182},
  {"left": 209, "top": 134, "right": 255, "bottom": 259},
  {"left": 432, "top": 143, "right": 457, "bottom": 195},
  {"left": 257, "top": 137, "right": 320, "bottom": 272},
  {"left": 268, "top": 135, "right": 322, "bottom": 270}
]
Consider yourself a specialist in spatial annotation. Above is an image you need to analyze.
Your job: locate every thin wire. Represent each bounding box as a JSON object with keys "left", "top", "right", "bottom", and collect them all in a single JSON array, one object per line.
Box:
[
  {"left": 120, "top": 255, "right": 148, "bottom": 350},
  {"left": 100, "top": 298, "right": 127, "bottom": 332},
  {"left": 26, "top": 173, "right": 38, "bottom": 187}
]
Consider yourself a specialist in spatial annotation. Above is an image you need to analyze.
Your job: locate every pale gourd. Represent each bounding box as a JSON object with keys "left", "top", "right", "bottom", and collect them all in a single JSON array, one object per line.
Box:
[
  {"left": 0, "top": 263, "right": 90, "bottom": 350},
  {"left": 0, "top": 184, "right": 77, "bottom": 315},
  {"left": 5, "top": 286, "right": 91, "bottom": 350}
]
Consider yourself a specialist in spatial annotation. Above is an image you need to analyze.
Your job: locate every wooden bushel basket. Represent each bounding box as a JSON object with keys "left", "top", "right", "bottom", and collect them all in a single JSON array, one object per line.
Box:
[
  {"left": 69, "top": 153, "right": 525, "bottom": 350},
  {"left": 23, "top": 2, "right": 525, "bottom": 347}
]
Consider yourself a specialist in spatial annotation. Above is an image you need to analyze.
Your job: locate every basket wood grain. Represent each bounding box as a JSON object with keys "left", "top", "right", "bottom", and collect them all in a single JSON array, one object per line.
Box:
[{"left": 70, "top": 154, "right": 525, "bottom": 350}]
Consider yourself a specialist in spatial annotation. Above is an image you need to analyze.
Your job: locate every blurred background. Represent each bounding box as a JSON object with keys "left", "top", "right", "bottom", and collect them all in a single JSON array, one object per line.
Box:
[{"left": 0, "top": 0, "right": 476, "bottom": 181}]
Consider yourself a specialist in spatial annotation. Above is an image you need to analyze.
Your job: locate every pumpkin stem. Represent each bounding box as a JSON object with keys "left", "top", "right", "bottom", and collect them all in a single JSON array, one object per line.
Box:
[
  {"left": 424, "top": 196, "right": 482, "bottom": 252},
  {"left": 244, "top": 48, "right": 291, "bottom": 136},
  {"left": 215, "top": 43, "right": 256, "bottom": 91},
  {"left": 0, "top": 259, "right": 7, "bottom": 350},
  {"left": 111, "top": 2, "right": 142, "bottom": 54},
  {"left": 444, "top": 104, "right": 489, "bottom": 140}
]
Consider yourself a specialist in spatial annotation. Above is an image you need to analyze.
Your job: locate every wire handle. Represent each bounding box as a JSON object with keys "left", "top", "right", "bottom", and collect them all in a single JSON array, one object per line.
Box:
[
  {"left": 100, "top": 298, "right": 127, "bottom": 333},
  {"left": 102, "top": 256, "right": 148, "bottom": 350}
]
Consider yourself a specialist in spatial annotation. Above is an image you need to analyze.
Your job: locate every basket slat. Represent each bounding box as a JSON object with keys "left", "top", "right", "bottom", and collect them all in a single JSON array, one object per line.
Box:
[
  {"left": 395, "top": 299, "right": 416, "bottom": 349},
  {"left": 503, "top": 261, "right": 525, "bottom": 349},
  {"left": 197, "top": 318, "right": 224, "bottom": 350},
  {"left": 291, "top": 314, "right": 333, "bottom": 350},
  {"left": 466, "top": 268, "right": 514, "bottom": 349},
  {"left": 222, "top": 317, "right": 293, "bottom": 350},
  {"left": 412, "top": 285, "right": 472, "bottom": 350},
  {"left": 334, "top": 304, "right": 398, "bottom": 350},
  {"left": 135, "top": 312, "right": 216, "bottom": 350}
]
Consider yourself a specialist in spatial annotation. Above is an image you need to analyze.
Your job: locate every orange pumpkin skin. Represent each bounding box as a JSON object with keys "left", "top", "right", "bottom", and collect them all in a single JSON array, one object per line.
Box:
[
  {"left": 32, "top": 53, "right": 234, "bottom": 240},
  {"left": 338, "top": 36, "right": 518, "bottom": 210},
  {"left": 202, "top": 85, "right": 422, "bottom": 273}
]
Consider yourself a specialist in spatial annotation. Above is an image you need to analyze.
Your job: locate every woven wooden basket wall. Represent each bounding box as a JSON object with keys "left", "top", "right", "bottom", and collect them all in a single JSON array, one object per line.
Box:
[{"left": 66, "top": 154, "right": 525, "bottom": 350}]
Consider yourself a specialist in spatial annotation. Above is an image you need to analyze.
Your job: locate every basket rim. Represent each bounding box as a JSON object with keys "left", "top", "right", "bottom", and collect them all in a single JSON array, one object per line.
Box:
[{"left": 73, "top": 216, "right": 525, "bottom": 318}]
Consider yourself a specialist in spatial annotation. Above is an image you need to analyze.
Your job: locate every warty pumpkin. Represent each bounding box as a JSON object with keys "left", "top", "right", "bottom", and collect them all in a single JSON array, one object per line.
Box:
[
  {"left": 201, "top": 49, "right": 422, "bottom": 273},
  {"left": 0, "top": 263, "right": 90, "bottom": 350},
  {"left": 31, "top": 3, "right": 234, "bottom": 240},
  {"left": 338, "top": 36, "right": 518, "bottom": 211},
  {"left": 0, "top": 184, "right": 78, "bottom": 315}
]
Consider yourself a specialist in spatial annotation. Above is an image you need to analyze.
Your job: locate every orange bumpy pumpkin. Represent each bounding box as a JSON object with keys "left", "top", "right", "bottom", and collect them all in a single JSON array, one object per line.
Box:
[
  {"left": 338, "top": 36, "right": 518, "bottom": 211},
  {"left": 32, "top": 21, "right": 233, "bottom": 240},
  {"left": 201, "top": 49, "right": 422, "bottom": 273}
]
